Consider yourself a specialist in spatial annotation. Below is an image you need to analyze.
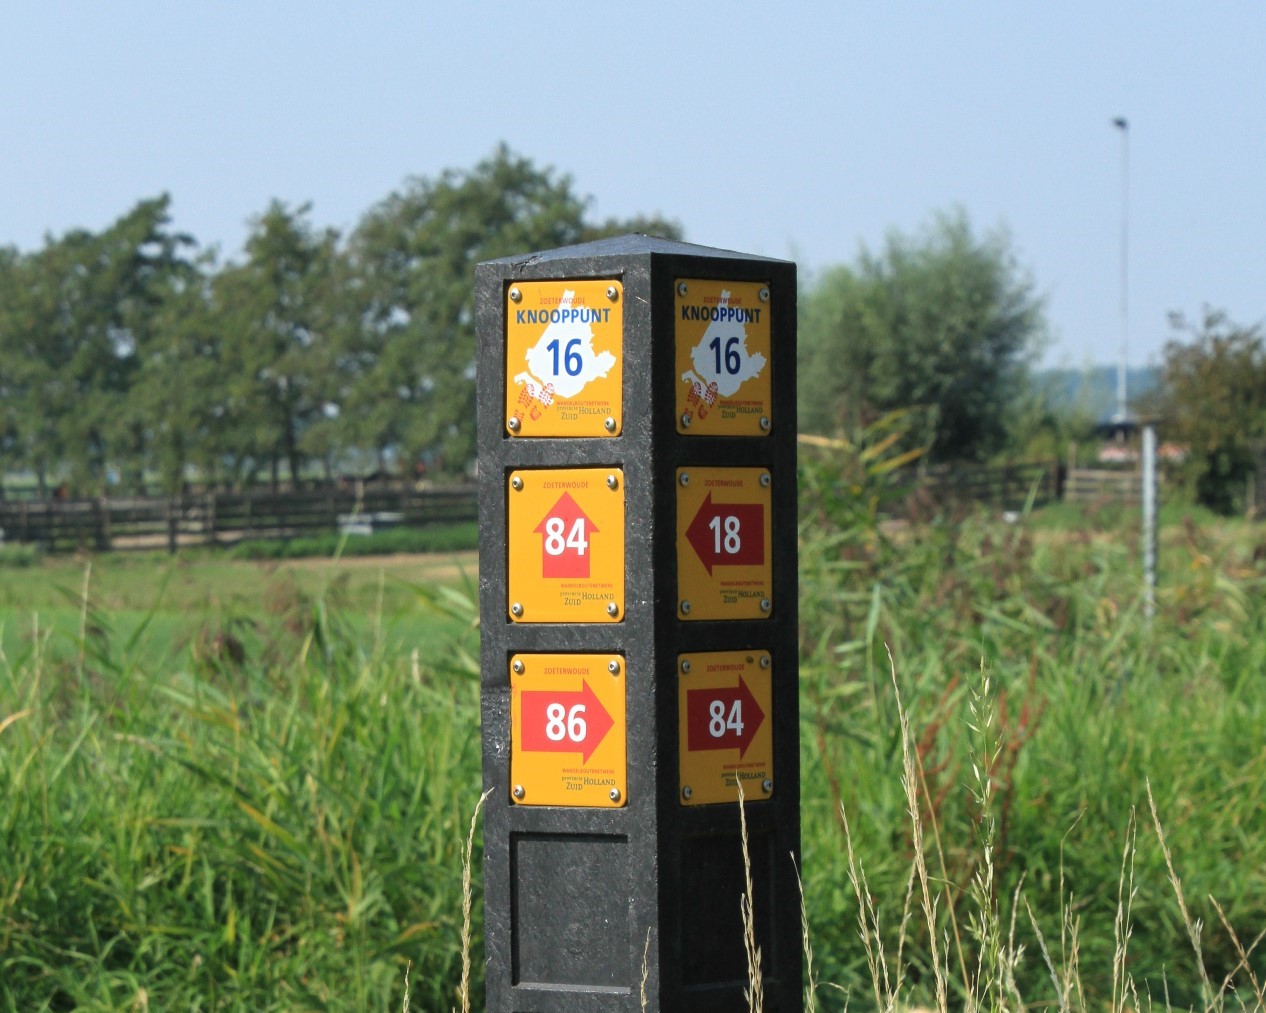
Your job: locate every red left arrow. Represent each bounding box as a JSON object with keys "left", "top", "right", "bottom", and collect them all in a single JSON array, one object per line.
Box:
[
  {"left": 685, "top": 493, "right": 764, "bottom": 574},
  {"left": 685, "top": 677, "right": 766, "bottom": 758},
  {"left": 520, "top": 681, "right": 615, "bottom": 764}
]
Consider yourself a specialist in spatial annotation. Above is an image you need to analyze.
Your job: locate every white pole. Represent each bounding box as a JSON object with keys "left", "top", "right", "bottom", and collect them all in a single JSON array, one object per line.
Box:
[
  {"left": 1113, "top": 116, "right": 1130, "bottom": 423},
  {"left": 1142, "top": 423, "right": 1157, "bottom": 619}
]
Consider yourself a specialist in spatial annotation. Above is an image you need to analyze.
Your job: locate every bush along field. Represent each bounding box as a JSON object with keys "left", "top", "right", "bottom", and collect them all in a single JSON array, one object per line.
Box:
[{"left": 2, "top": 459, "right": 1265, "bottom": 1010}]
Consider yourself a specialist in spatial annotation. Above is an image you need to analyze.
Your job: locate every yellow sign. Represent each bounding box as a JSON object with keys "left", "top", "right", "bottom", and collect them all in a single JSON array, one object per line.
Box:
[
  {"left": 678, "top": 651, "right": 773, "bottom": 806},
  {"left": 508, "top": 468, "right": 624, "bottom": 623},
  {"left": 676, "top": 467, "right": 772, "bottom": 621},
  {"left": 511, "top": 653, "right": 627, "bottom": 807},
  {"left": 506, "top": 279, "right": 623, "bottom": 437},
  {"left": 675, "top": 278, "right": 772, "bottom": 436}
]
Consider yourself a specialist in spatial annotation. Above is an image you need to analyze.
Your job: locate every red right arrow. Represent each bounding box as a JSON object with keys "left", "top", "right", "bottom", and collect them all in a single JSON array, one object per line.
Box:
[
  {"left": 685, "top": 676, "right": 765, "bottom": 758},
  {"left": 520, "top": 681, "right": 615, "bottom": 764},
  {"left": 685, "top": 493, "right": 764, "bottom": 575}
]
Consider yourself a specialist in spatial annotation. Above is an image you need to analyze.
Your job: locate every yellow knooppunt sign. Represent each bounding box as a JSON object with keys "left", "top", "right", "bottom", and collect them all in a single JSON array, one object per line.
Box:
[
  {"left": 676, "top": 467, "right": 772, "bottom": 621},
  {"left": 508, "top": 467, "right": 625, "bottom": 623},
  {"left": 506, "top": 279, "right": 623, "bottom": 437},
  {"left": 675, "top": 278, "right": 772, "bottom": 436},
  {"left": 510, "top": 653, "right": 627, "bottom": 808},
  {"left": 677, "top": 651, "right": 773, "bottom": 806}
]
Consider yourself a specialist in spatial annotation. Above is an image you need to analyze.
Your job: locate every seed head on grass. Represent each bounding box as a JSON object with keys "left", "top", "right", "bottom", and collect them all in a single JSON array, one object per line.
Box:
[
  {"left": 454, "top": 787, "right": 493, "bottom": 1013},
  {"left": 738, "top": 781, "right": 764, "bottom": 1013}
]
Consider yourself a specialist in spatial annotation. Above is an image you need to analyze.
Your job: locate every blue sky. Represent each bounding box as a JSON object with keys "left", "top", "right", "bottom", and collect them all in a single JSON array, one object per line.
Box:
[{"left": 2, "top": 2, "right": 1262, "bottom": 368}]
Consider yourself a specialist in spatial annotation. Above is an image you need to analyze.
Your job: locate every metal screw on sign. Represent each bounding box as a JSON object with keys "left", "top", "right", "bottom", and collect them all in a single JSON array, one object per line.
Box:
[
  {"left": 509, "top": 287, "right": 522, "bottom": 302},
  {"left": 760, "top": 655, "right": 771, "bottom": 669},
  {"left": 606, "top": 285, "right": 619, "bottom": 302},
  {"left": 608, "top": 660, "right": 621, "bottom": 675},
  {"left": 511, "top": 476, "right": 523, "bottom": 491},
  {"left": 512, "top": 659, "right": 525, "bottom": 674},
  {"left": 679, "top": 472, "right": 690, "bottom": 487},
  {"left": 759, "top": 287, "right": 770, "bottom": 302},
  {"left": 680, "top": 659, "right": 692, "bottom": 674},
  {"left": 760, "top": 417, "right": 771, "bottom": 432},
  {"left": 508, "top": 417, "right": 521, "bottom": 432},
  {"left": 677, "top": 282, "right": 688, "bottom": 296},
  {"left": 606, "top": 474, "right": 619, "bottom": 490},
  {"left": 606, "top": 602, "right": 619, "bottom": 617},
  {"left": 759, "top": 473, "right": 771, "bottom": 487},
  {"left": 510, "top": 602, "right": 524, "bottom": 617},
  {"left": 680, "top": 601, "right": 692, "bottom": 616},
  {"left": 609, "top": 788, "right": 622, "bottom": 802},
  {"left": 680, "top": 413, "right": 692, "bottom": 428},
  {"left": 762, "top": 779, "right": 773, "bottom": 794},
  {"left": 604, "top": 417, "right": 617, "bottom": 432},
  {"left": 759, "top": 599, "right": 771, "bottom": 613},
  {"left": 681, "top": 785, "right": 693, "bottom": 800},
  {"left": 513, "top": 785, "right": 525, "bottom": 799}
]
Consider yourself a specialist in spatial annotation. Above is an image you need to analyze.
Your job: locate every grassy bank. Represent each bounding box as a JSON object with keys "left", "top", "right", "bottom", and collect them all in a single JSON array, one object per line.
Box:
[{"left": 2, "top": 501, "right": 1265, "bottom": 1009}]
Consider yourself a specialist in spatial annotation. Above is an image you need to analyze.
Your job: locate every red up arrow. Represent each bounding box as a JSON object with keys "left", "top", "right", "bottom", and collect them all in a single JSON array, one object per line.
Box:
[
  {"left": 685, "top": 493, "right": 764, "bottom": 575},
  {"left": 535, "top": 492, "right": 599, "bottom": 579},
  {"left": 520, "top": 681, "right": 615, "bottom": 764},
  {"left": 685, "top": 677, "right": 766, "bottom": 758}
]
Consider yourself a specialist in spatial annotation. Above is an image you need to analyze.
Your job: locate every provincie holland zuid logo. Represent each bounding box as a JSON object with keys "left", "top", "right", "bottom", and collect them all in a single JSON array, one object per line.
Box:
[
  {"left": 675, "top": 278, "right": 773, "bottom": 436},
  {"left": 504, "top": 279, "right": 623, "bottom": 438}
]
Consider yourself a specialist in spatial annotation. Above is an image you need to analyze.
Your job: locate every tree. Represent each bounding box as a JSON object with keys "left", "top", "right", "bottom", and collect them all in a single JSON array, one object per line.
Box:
[
  {"left": 798, "top": 210, "right": 1046, "bottom": 461},
  {"left": 341, "top": 145, "right": 681, "bottom": 476},
  {"left": 1159, "top": 308, "right": 1266, "bottom": 514}
]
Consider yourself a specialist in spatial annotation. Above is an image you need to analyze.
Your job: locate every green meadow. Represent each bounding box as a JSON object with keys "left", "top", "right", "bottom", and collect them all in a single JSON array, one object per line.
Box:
[{"left": 2, "top": 496, "right": 1265, "bottom": 1011}]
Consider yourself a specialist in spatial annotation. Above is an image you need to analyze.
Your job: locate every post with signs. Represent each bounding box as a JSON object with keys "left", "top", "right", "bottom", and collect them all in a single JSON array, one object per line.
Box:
[{"left": 476, "top": 234, "right": 799, "bottom": 1012}]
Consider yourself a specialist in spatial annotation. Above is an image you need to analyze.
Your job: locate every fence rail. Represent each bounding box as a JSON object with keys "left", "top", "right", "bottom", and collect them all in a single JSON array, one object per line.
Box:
[
  {"left": 1063, "top": 468, "right": 1143, "bottom": 504},
  {"left": 0, "top": 485, "right": 477, "bottom": 553}
]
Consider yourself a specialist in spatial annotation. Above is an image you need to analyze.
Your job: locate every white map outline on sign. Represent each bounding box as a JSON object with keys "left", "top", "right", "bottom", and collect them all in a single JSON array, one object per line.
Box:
[
  {"left": 514, "top": 289, "right": 617, "bottom": 402},
  {"left": 681, "top": 289, "right": 767, "bottom": 399}
]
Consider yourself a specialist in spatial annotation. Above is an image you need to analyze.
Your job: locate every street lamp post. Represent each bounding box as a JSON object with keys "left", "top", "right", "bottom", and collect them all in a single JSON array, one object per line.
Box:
[{"left": 1112, "top": 116, "right": 1130, "bottom": 423}]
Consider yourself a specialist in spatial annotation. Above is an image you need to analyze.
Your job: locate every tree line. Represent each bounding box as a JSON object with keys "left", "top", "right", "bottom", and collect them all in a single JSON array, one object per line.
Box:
[
  {"left": 0, "top": 146, "right": 679, "bottom": 497},
  {"left": 3, "top": 147, "right": 1260, "bottom": 514}
]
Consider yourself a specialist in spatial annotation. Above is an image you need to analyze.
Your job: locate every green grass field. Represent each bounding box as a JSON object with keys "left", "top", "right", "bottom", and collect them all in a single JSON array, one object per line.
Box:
[{"left": 2, "top": 502, "right": 1265, "bottom": 1011}]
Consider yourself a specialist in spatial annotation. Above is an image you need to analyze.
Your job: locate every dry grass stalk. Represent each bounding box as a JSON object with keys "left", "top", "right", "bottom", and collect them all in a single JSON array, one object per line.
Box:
[
  {"left": 1145, "top": 779, "right": 1216, "bottom": 1011},
  {"left": 400, "top": 960, "right": 411, "bottom": 1013},
  {"left": 792, "top": 854, "right": 819, "bottom": 1013},
  {"left": 841, "top": 801, "right": 899, "bottom": 1012},
  {"left": 1209, "top": 896, "right": 1266, "bottom": 1011},
  {"left": 738, "top": 782, "right": 764, "bottom": 1013},
  {"left": 456, "top": 787, "right": 493, "bottom": 1013},
  {"left": 640, "top": 927, "right": 652, "bottom": 1013},
  {"left": 889, "top": 648, "right": 949, "bottom": 1013},
  {"left": 1111, "top": 808, "right": 1139, "bottom": 1013}
]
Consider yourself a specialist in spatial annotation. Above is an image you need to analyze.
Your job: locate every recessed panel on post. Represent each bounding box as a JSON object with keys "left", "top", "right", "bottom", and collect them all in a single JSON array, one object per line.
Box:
[
  {"left": 505, "top": 279, "right": 623, "bottom": 437},
  {"left": 676, "top": 467, "right": 773, "bottom": 621},
  {"left": 508, "top": 467, "right": 624, "bottom": 623},
  {"left": 677, "top": 651, "right": 774, "bottom": 806},
  {"left": 510, "top": 653, "right": 627, "bottom": 808},
  {"left": 675, "top": 278, "right": 772, "bottom": 436}
]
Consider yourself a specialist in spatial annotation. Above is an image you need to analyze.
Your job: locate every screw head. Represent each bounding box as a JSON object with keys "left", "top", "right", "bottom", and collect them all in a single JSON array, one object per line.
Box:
[
  {"left": 606, "top": 285, "right": 619, "bottom": 302},
  {"left": 513, "top": 784, "right": 525, "bottom": 799},
  {"left": 509, "top": 287, "right": 522, "bottom": 303},
  {"left": 512, "top": 659, "right": 525, "bottom": 674},
  {"left": 606, "top": 473, "right": 618, "bottom": 490},
  {"left": 759, "top": 287, "right": 770, "bottom": 302},
  {"left": 604, "top": 416, "right": 617, "bottom": 432},
  {"left": 759, "top": 416, "right": 771, "bottom": 431},
  {"left": 609, "top": 788, "right": 622, "bottom": 802},
  {"left": 510, "top": 602, "right": 523, "bottom": 617},
  {"left": 762, "top": 779, "right": 773, "bottom": 794},
  {"left": 680, "top": 659, "right": 692, "bottom": 674},
  {"left": 680, "top": 600, "right": 692, "bottom": 616},
  {"left": 680, "top": 413, "right": 692, "bottom": 428},
  {"left": 759, "top": 472, "right": 771, "bottom": 487},
  {"left": 511, "top": 475, "right": 523, "bottom": 491},
  {"left": 682, "top": 785, "right": 693, "bottom": 800},
  {"left": 677, "top": 282, "right": 688, "bottom": 296},
  {"left": 679, "top": 472, "right": 690, "bottom": 486},
  {"left": 606, "top": 602, "right": 619, "bottom": 617},
  {"left": 759, "top": 654, "right": 771, "bottom": 669},
  {"left": 507, "top": 416, "right": 521, "bottom": 432},
  {"left": 759, "top": 598, "right": 772, "bottom": 613},
  {"left": 608, "top": 659, "right": 621, "bottom": 675}
]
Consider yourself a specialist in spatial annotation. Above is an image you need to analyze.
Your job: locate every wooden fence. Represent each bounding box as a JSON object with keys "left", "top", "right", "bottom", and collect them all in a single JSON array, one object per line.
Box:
[
  {"left": 916, "top": 460, "right": 1060, "bottom": 512},
  {"left": 1062, "top": 468, "right": 1144, "bottom": 504},
  {"left": 0, "top": 484, "right": 477, "bottom": 553}
]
